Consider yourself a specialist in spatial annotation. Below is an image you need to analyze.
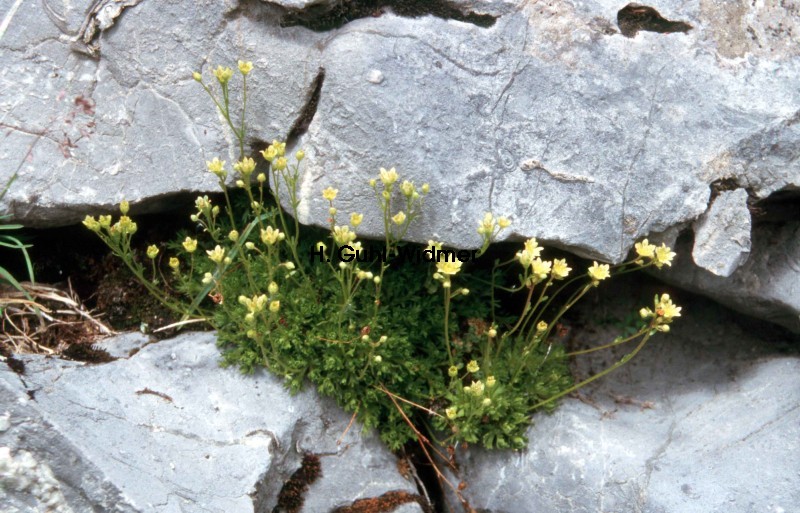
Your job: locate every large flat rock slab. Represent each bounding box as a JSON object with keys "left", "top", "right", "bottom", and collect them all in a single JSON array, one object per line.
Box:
[
  {"left": 0, "top": 332, "right": 424, "bottom": 513},
  {"left": 1, "top": 1, "right": 798, "bottom": 329}
]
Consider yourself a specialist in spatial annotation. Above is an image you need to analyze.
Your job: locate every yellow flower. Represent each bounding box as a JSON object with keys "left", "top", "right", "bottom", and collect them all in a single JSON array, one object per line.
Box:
[
  {"left": 421, "top": 183, "right": 430, "bottom": 194},
  {"left": 257, "top": 173, "right": 266, "bottom": 183},
  {"left": 207, "top": 157, "right": 226, "bottom": 178},
  {"left": 486, "top": 376, "right": 496, "bottom": 388},
  {"left": 400, "top": 180, "right": 415, "bottom": 197},
  {"left": 448, "top": 366, "right": 459, "bottom": 377},
  {"left": 146, "top": 245, "right": 159, "bottom": 259},
  {"left": 116, "top": 216, "right": 137, "bottom": 235},
  {"left": 261, "top": 146, "right": 277, "bottom": 162},
  {"left": 497, "top": 217, "right": 511, "bottom": 228},
  {"left": 588, "top": 261, "right": 610, "bottom": 282},
  {"left": 332, "top": 225, "right": 356, "bottom": 245},
  {"left": 656, "top": 294, "right": 682, "bottom": 320},
  {"left": 536, "top": 321, "right": 548, "bottom": 332},
  {"left": 192, "top": 71, "right": 202, "bottom": 82},
  {"left": 488, "top": 327, "right": 497, "bottom": 338},
  {"left": 238, "top": 60, "right": 253, "bottom": 75},
  {"left": 195, "top": 195, "right": 211, "bottom": 211},
  {"left": 482, "top": 398, "right": 492, "bottom": 407},
  {"left": 228, "top": 230, "right": 239, "bottom": 242},
  {"left": 234, "top": 157, "right": 256, "bottom": 176},
  {"left": 516, "top": 238, "right": 542, "bottom": 268},
  {"left": 322, "top": 187, "right": 338, "bottom": 201},
  {"left": 350, "top": 213, "right": 363, "bottom": 227},
  {"left": 169, "top": 257, "right": 180, "bottom": 270},
  {"left": 477, "top": 212, "right": 495, "bottom": 235},
  {"left": 392, "top": 211, "right": 407, "bottom": 225},
  {"left": 119, "top": 200, "right": 130, "bottom": 215},
  {"left": 446, "top": 407, "right": 458, "bottom": 419},
  {"left": 260, "top": 226, "right": 284, "bottom": 245},
  {"left": 182, "top": 237, "right": 198, "bottom": 253},
  {"left": 634, "top": 239, "right": 656, "bottom": 259},
  {"left": 531, "top": 258, "right": 552, "bottom": 280},
  {"left": 98, "top": 215, "right": 112, "bottom": 228},
  {"left": 83, "top": 215, "right": 100, "bottom": 231},
  {"left": 207, "top": 245, "right": 225, "bottom": 264},
  {"left": 202, "top": 272, "right": 214, "bottom": 284},
  {"left": 273, "top": 157, "right": 287, "bottom": 171},
  {"left": 654, "top": 244, "right": 676, "bottom": 268},
  {"left": 239, "top": 294, "right": 267, "bottom": 314},
  {"left": 436, "top": 259, "right": 462, "bottom": 276},
  {"left": 269, "top": 300, "right": 280, "bottom": 313},
  {"left": 466, "top": 360, "right": 480, "bottom": 373},
  {"left": 296, "top": 149, "right": 305, "bottom": 161},
  {"left": 212, "top": 65, "right": 233, "bottom": 84},
  {"left": 271, "top": 140, "right": 286, "bottom": 157},
  {"left": 468, "top": 380, "right": 485, "bottom": 396},
  {"left": 379, "top": 167, "right": 398, "bottom": 185},
  {"left": 551, "top": 258, "right": 571, "bottom": 279}
]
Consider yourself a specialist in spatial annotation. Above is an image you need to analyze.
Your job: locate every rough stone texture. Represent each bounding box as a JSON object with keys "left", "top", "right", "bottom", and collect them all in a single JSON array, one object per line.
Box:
[
  {"left": 662, "top": 219, "right": 800, "bottom": 333},
  {"left": 446, "top": 288, "right": 800, "bottom": 513},
  {"left": 691, "top": 188, "right": 751, "bottom": 277},
  {"left": 0, "top": 332, "right": 423, "bottom": 513},
  {"left": 1, "top": 2, "right": 797, "bottom": 324}
]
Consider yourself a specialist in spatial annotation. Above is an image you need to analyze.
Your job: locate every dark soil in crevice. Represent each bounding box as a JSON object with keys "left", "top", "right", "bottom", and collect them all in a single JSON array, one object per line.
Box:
[
  {"left": 280, "top": 0, "right": 497, "bottom": 32},
  {"left": 617, "top": 3, "right": 692, "bottom": 37},
  {"left": 3, "top": 192, "right": 217, "bottom": 347}
]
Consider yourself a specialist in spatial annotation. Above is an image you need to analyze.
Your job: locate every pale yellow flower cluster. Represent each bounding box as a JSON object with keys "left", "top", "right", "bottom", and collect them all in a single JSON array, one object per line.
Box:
[
  {"left": 206, "top": 245, "right": 225, "bottom": 264},
  {"left": 82, "top": 211, "right": 138, "bottom": 238},
  {"left": 333, "top": 225, "right": 357, "bottom": 245},
  {"left": 635, "top": 239, "right": 676, "bottom": 268},
  {"left": 182, "top": 237, "right": 198, "bottom": 253},
  {"left": 516, "top": 238, "right": 543, "bottom": 268},
  {"left": 466, "top": 360, "right": 480, "bottom": 373},
  {"left": 239, "top": 293, "right": 267, "bottom": 323},
  {"left": 260, "top": 226, "right": 285, "bottom": 246},
  {"left": 463, "top": 380, "right": 485, "bottom": 397},
  {"left": 587, "top": 261, "right": 610, "bottom": 282},
  {"left": 379, "top": 167, "right": 398, "bottom": 185},
  {"left": 639, "top": 293, "right": 682, "bottom": 332},
  {"left": 207, "top": 157, "right": 226, "bottom": 180},
  {"left": 477, "top": 212, "right": 511, "bottom": 236},
  {"left": 260, "top": 140, "right": 287, "bottom": 163}
]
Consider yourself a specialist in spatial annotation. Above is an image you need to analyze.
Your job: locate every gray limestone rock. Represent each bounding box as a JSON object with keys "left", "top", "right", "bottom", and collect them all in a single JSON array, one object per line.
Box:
[
  {"left": 0, "top": 332, "right": 423, "bottom": 513},
  {"left": 445, "top": 291, "right": 800, "bottom": 513},
  {"left": 662, "top": 219, "right": 800, "bottom": 333},
  {"left": 1, "top": 2, "right": 797, "bottom": 326},
  {"left": 691, "top": 188, "right": 751, "bottom": 277}
]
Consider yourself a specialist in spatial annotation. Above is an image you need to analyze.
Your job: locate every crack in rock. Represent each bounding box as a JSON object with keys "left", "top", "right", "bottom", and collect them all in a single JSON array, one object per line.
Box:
[
  {"left": 617, "top": 4, "right": 692, "bottom": 38},
  {"left": 277, "top": 0, "right": 497, "bottom": 32}
]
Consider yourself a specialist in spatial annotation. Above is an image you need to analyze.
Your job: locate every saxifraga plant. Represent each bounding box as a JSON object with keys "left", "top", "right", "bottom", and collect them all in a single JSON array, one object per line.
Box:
[{"left": 84, "top": 63, "right": 681, "bottom": 458}]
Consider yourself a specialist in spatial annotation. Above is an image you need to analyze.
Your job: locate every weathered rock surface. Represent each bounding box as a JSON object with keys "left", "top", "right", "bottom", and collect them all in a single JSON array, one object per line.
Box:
[
  {"left": 445, "top": 290, "right": 800, "bottom": 513},
  {"left": 662, "top": 219, "right": 800, "bottom": 332},
  {"left": 691, "top": 188, "right": 751, "bottom": 277},
  {"left": 0, "top": 332, "right": 424, "bottom": 513},
  {"left": 1, "top": 1, "right": 797, "bottom": 325}
]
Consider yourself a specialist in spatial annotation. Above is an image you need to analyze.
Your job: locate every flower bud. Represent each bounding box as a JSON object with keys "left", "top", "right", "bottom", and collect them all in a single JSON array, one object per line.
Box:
[
  {"left": 120, "top": 200, "right": 130, "bottom": 215},
  {"left": 146, "top": 245, "right": 159, "bottom": 259}
]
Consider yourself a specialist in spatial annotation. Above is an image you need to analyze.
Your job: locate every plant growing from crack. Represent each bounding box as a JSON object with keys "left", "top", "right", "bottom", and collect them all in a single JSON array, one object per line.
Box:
[{"left": 83, "top": 63, "right": 681, "bottom": 462}]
